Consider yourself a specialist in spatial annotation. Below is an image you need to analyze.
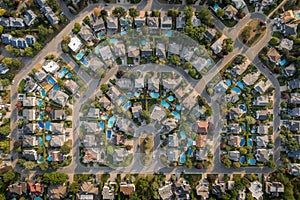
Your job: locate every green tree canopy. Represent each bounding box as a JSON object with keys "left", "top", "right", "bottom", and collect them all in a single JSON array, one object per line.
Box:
[
  {"left": 43, "top": 172, "right": 68, "bottom": 184},
  {"left": 129, "top": 8, "right": 139, "bottom": 18},
  {"left": 183, "top": 6, "right": 194, "bottom": 20},
  {"left": 196, "top": 8, "right": 213, "bottom": 26},
  {"left": 112, "top": 7, "right": 127, "bottom": 17},
  {"left": 72, "top": 23, "right": 81, "bottom": 34}
]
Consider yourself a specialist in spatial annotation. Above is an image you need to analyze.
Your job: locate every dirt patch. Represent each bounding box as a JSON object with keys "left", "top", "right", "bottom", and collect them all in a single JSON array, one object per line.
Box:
[
  {"left": 239, "top": 20, "right": 266, "bottom": 47},
  {"left": 139, "top": 134, "right": 154, "bottom": 166}
]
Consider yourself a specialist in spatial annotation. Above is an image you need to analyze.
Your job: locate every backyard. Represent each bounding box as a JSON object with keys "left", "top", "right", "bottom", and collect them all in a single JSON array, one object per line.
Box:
[{"left": 239, "top": 20, "right": 266, "bottom": 47}]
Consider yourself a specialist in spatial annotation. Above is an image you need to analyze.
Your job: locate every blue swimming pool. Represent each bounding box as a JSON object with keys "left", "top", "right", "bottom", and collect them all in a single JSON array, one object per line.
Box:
[
  {"left": 187, "top": 138, "right": 193, "bottom": 147},
  {"left": 187, "top": 149, "right": 193, "bottom": 156},
  {"left": 39, "top": 137, "right": 43, "bottom": 146},
  {"left": 251, "top": 130, "right": 255, "bottom": 134},
  {"left": 58, "top": 68, "right": 68, "bottom": 78},
  {"left": 123, "top": 101, "right": 131, "bottom": 110},
  {"left": 227, "top": 79, "right": 232, "bottom": 86},
  {"left": 161, "top": 100, "right": 170, "bottom": 109},
  {"left": 38, "top": 121, "right": 44, "bottom": 129},
  {"left": 134, "top": 91, "right": 140, "bottom": 98},
  {"left": 121, "top": 31, "right": 126, "bottom": 35},
  {"left": 48, "top": 77, "right": 56, "bottom": 85},
  {"left": 76, "top": 52, "right": 85, "bottom": 60},
  {"left": 172, "top": 111, "right": 180, "bottom": 119},
  {"left": 166, "top": 30, "right": 172, "bottom": 37},
  {"left": 40, "top": 112, "right": 45, "bottom": 120},
  {"left": 280, "top": 59, "right": 286, "bottom": 66},
  {"left": 248, "top": 138, "right": 253, "bottom": 147},
  {"left": 45, "top": 135, "right": 51, "bottom": 141},
  {"left": 119, "top": 96, "right": 126, "bottom": 104},
  {"left": 101, "top": 115, "right": 108, "bottom": 120},
  {"left": 240, "top": 138, "right": 245, "bottom": 146},
  {"left": 107, "top": 130, "right": 112, "bottom": 139},
  {"left": 232, "top": 87, "right": 241, "bottom": 94},
  {"left": 40, "top": 89, "right": 46, "bottom": 97},
  {"left": 46, "top": 121, "right": 51, "bottom": 130},
  {"left": 180, "top": 154, "right": 186, "bottom": 163},
  {"left": 242, "top": 123, "right": 246, "bottom": 130},
  {"left": 180, "top": 131, "right": 186, "bottom": 140},
  {"left": 239, "top": 104, "right": 247, "bottom": 113},
  {"left": 127, "top": 92, "right": 132, "bottom": 98},
  {"left": 150, "top": 92, "right": 159, "bottom": 98},
  {"left": 99, "top": 121, "right": 104, "bottom": 131},
  {"left": 110, "top": 38, "right": 118, "bottom": 44},
  {"left": 167, "top": 96, "right": 174, "bottom": 102},
  {"left": 81, "top": 57, "right": 89, "bottom": 66},
  {"left": 176, "top": 105, "right": 181, "bottom": 111},
  {"left": 34, "top": 197, "right": 42, "bottom": 200},
  {"left": 47, "top": 155, "right": 53, "bottom": 162},
  {"left": 53, "top": 84, "right": 59, "bottom": 91},
  {"left": 97, "top": 33, "right": 105, "bottom": 39},
  {"left": 37, "top": 156, "right": 44, "bottom": 163},
  {"left": 95, "top": 46, "right": 100, "bottom": 54},
  {"left": 66, "top": 73, "right": 72, "bottom": 79},
  {"left": 297, "top": 13, "right": 300, "bottom": 18},
  {"left": 237, "top": 80, "right": 244, "bottom": 89},
  {"left": 206, "top": 59, "right": 212, "bottom": 67},
  {"left": 248, "top": 158, "right": 256, "bottom": 165},
  {"left": 214, "top": 4, "right": 219, "bottom": 11},
  {"left": 141, "top": 39, "right": 146, "bottom": 45},
  {"left": 239, "top": 156, "right": 245, "bottom": 163},
  {"left": 38, "top": 99, "right": 43, "bottom": 107},
  {"left": 108, "top": 116, "right": 115, "bottom": 128}
]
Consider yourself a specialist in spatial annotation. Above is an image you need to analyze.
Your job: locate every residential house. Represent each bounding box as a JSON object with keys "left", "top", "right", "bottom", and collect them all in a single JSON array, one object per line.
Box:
[
  {"left": 147, "top": 17, "right": 159, "bottom": 29},
  {"left": 22, "top": 96, "right": 36, "bottom": 107},
  {"left": 0, "top": 64, "right": 9, "bottom": 75},
  {"left": 131, "top": 104, "right": 142, "bottom": 118},
  {"left": 242, "top": 72, "right": 259, "bottom": 86},
  {"left": 106, "top": 16, "right": 118, "bottom": 35},
  {"left": 91, "top": 14, "right": 106, "bottom": 33},
  {"left": 266, "top": 182, "right": 284, "bottom": 197},
  {"left": 255, "top": 149, "right": 269, "bottom": 162},
  {"left": 148, "top": 76, "right": 160, "bottom": 92},
  {"left": 141, "top": 42, "right": 152, "bottom": 58},
  {"left": 83, "top": 148, "right": 100, "bottom": 163},
  {"left": 232, "top": 0, "right": 246, "bottom": 9},
  {"left": 65, "top": 79, "right": 79, "bottom": 94},
  {"left": 161, "top": 16, "right": 172, "bottom": 30},
  {"left": 284, "top": 120, "right": 300, "bottom": 132},
  {"left": 256, "top": 110, "right": 272, "bottom": 120},
  {"left": 267, "top": 47, "right": 281, "bottom": 64},
  {"left": 228, "top": 151, "right": 240, "bottom": 161},
  {"left": 79, "top": 24, "right": 95, "bottom": 42},
  {"left": 24, "top": 10, "right": 37, "bottom": 26},
  {"left": 174, "top": 178, "right": 191, "bottom": 199},
  {"left": 42, "top": 6, "right": 59, "bottom": 25},
  {"left": 248, "top": 181, "right": 263, "bottom": 200},
  {"left": 112, "top": 148, "right": 129, "bottom": 164},
  {"left": 204, "top": 28, "right": 217, "bottom": 41},
  {"left": 284, "top": 24, "right": 298, "bottom": 36},
  {"left": 120, "top": 182, "right": 135, "bottom": 195},
  {"left": 231, "top": 59, "right": 250, "bottom": 77},
  {"left": 51, "top": 151, "right": 63, "bottom": 162},
  {"left": 50, "top": 123, "right": 65, "bottom": 134},
  {"left": 253, "top": 95, "right": 271, "bottom": 106},
  {"left": 227, "top": 123, "right": 241, "bottom": 134},
  {"left": 7, "top": 182, "right": 27, "bottom": 197},
  {"left": 257, "top": 125, "right": 270, "bottom": 135},
  {"left": 156, "top": 43, "right": 166, "bottom": 59},
  {"left": 196, "top": 149, "right": 209, "bottom": 161},
  {"left": 22, "top": 123, "right": 37, "bottom": 134},
  {"left": 68, "top": 35, "right": 83, "bottom": 52},
  {"left": 23, "top": 135, "right": 38, "bottom": 147},
  {"left": 113, "top": 42, "right": 126, "bottom": 58},
  {"left": 228, "top": 136, "right": 241, "bottom": 147},
  {"left": 214, "top": 80, "right": 228, "bottom": 93},
  {"left": 42, "top": 60, "right": 59, "bottom": 74},
  {"left": 168, "top": 133, "right": 179, "bottom": 147},
  {"left": 50, "top": 135, "right": 65, "bottom": 147},
  {"left": 224, "top": 5, "right": 238, "bottom": 19},
  {"left": 163, "top": 118, "right": 178, "bottom": 132},
  {"left": 0, "top": 17, "right": 10, "bottom": 27},
  {"left": 99, "top": 45, "right": 114, "bottom": 61},
  {"left": 196, "top": 179, "right": 209, "bottom": 199},
  {"left": 28, "top": 182, "right": 43, "bottom": 197},
  {"left": 281, "top": 10, "right": 295, "bottom": 23},
  {"left": 127, "top": 45, "right": 140, "bottom": 58},
  {"left": 254, "top": 80, "right": 272, "bottom": 94},
  {"left": 168, "top": 42, "right": 181, "bottom": 56},
  {"left": 238, "top": 189, "right": 246, "bottom": 200},
  {"left": 134, "top": 16, "right": 146, "bottom": 29},
  {"left": 162, "top": 76, "right": 181, "bottom": 91},
  {"left": 83, "top": 135, "right": 97, "bottom": 147},
  {"left": 158, "top": 182, "right": 173, "bottom": 200},
  {"left": 284, "top": 63, "right": 296, "bottom": 77},
  {"left": 167, "top": 148, "right": 180, "bottom": 162},
  {"left": 34, "top": 69, "right": 47, "bottom": 82},
  {"left": 107, "top": 86, "right": 122, "bottom": 102},
  {"left": 22, "top": 109, "right": 36, "bottom": 121},
  {"left": 98, "top": 96, "right": 112, "bottom": 110},
  {"left": 176, "top": 16, "right": 186, "bottom": 30},
  {"left": 120, "top": 16, "right": 132, "bottom": 30},
  {"left": 48, "top": 90, "right": 69, "bottom": 106},
  {"left": 24, "top": 78, "right": 37, "bottom": 92},
  {"left": 227, "top": 107, "right": 243, "bottom": 120},
  {"left": 289, "top": 107, "right": 300, "bottom": 117},
  {"left": 212, "top": 182, "right": 225, "bottom": 196},
  {"left": 280, "top": 38, "right": 293, "bottom": 51},
  {"left": 195, "top": 121, "right": 209, "bottom": 134},
  {"left": 1, "top": 34, "right": 36, "bottom": 49},
  {"left": 256, "top": 135, "right": 269, "bottom": 147},
  {"left": 47, "top": 185, "right": 67, "bottom": 200},
  {"left": 79, "top": 182, "right": 99, "bottom": 199},
  {"left": 150, "top": 105, "right": 166, "bottom": 121},
  {"left": 116, "top": 117, "right": 136, "bottom": 134},
  {"left": 288, "top": 79, "right": 300, "bottom": 89},
  {"left": 9, "top": 17, "right": 25, "bottom": 28},
  {"left": 288, "top": 163, "right": 300, "bottom": 176},
  {"left": 192, "top": 15, "right": 201, "bottom": 27},
  {"left": 52, "top": 109, "right": 65, "bottom": 121},
  {"left": 23, "top": 149, "right": 37, "bottom": 161},
  {"left": 180, "top": 46, "right": 194, "bottom": 62},
  {"left": 211, "top": 36, "right": 225, "bottom": 54},
  {"left": 102, "top": 184, "right": 115, "bottom": 200},
  {"left": 225, "top": 90, "right": 240, "bottom": 103},
  {"left": 87, "top": 108, "right": 100, "bottom": 118},
  {"left": 196, "top": 134, "right": 207, "bottom": 148},
  {"left": 82, "top": 121, "right": 100, "bottom": 133}
]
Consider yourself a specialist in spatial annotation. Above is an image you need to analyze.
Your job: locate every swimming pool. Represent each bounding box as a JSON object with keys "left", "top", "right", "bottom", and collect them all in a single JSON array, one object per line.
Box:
[
  {"left": 110, "top": 38, "right": 118, "bottom": 44},
  {"left": 34, "top": 197, "right": 42, "bottom": 200},
  {"left": 248, "top": 158, "right": 256, "bottom": 165},
  {"left": 227, "top": 79, "right": 232, "bottom": 86},
  {"left": 39, "top": 137, "right": 43, "bottom": 146},
  {"left": 161, "top": 100, "right": 170, "bottom": 109},
  {"left": 45, "top": 135, "right": 51, "bottom": 141},
  {"left": 237, "top": 80, "right": 244, "bottom": 89},
  {"left": 187, "top": 149, "right": 193, "bottom": 156},
  {"left": 37, "top": 156, "right": 44, "bottom": 163},
  {"left": 47, "top": 155, "right": 53, "bottom": 162},
  {"left": 40, "top": 89, "right": 46, "bottom": 97},
  {"left": 167, "top": 96, "right": 174, "bottom": 102},
  {"left": 239, "top": 104, "right": 247, "bottom": 113},
  {"left": 108, "top": 116, "right": 115, "bottom": 128},
  {"left": 46, "top": 121, "right": 51, "bottom": 131},
  {"left": 242, "top": 123, "right": 246, "bottom": 130},
  {"left": 239, "top": 156, "right": 245, "bottom": 163},
  {"left": 97, "top": 33, "right": 105, "bottom": 39},
  {"left": 176, "top": 105, "right": 181, "bottom": 111},
  {"left": 58, "top": 68, "right": 68, "bottom": 78},
  {"left": 121, "top": 31, "right": 126, "bottom": 35},
  {"left": 206, "top": 59, "right": 212, "bottom": 67},
  {"left": 134, "top": 91, "right": 140, "bottom": 98},
  {"left": 66, "top": 73, "right": 72, "bottom": 78},
  {"left": 240, "top": 138, "right": 245, "bottom": 146},
  {"left": 76, "top": 52, "right": 85, "bottom": 60},
  {"left": 99, "top": 121, "right": 105, "bottom": 131},
  {"left": 107, "top": 130, "right": 112, "bottom": 139},
  {"left": 48, "top": 77, "right": 56, "bottom": 85},
  {"left": 141, "top": 39, "right": 146, "bottom": 45},
  {"left": 232, "top": 87, "right": 241, "bottom": 94},
  {"left": 180, "top": 131, "right": 186, "bottom": 139},
  {"left": 214, "top": 4, "right": 219, "bottom": 11},
  {"left": 150, "top": 92, "right": 159, "bottom": 98},
  {"left": 123, "top": 101, "right": 131, "bottom": 110},
  {"left": 280, "top": 59, "right": 286, "bottom": 66},
  {"left": 180, "top": 154, "right": 186, "bottom": 163},
  {"left": 119, "top": 96, "right": 126, "bottom": 104},
  {"left": 101, "top": 115, "right": 108, "bottom": 120},
  {"left": 38, "top": 99, "right": 43, "bottom": 107},
  {"left": 251, "top": 130, "right": 255, "bottom": 134},
  {"left": 172, "top": 111, "right": 180, "bottom": 119},
  {"left": 166, "top": 30, "right": 172, "bottom": 37},
  {"left": 94, "top": 46, "right": 100, "bottom": 54},
  {"left": 127, "top": 92, "right": 132, "bottom": 98},
  {"left": 248, "top": 138, "right": 253, "bottom": 147},
  {"left": 53, "top": 84, "right": 59, "bottom": 91},
  {"left": 187, "top": 138, "right": 193, "bottom": 147},
  {"left": 38, "top": 121, "right": 44, "bottom": 129},
  {"left": 40, "top": 112, "right": 45, "bottom": 120},
  {"left": 80, "top": 57, "right": 89, "bottom": 66}
]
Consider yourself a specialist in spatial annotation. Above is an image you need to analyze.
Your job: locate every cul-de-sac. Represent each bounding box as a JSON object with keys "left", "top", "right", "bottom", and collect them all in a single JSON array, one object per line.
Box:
[{"left": 0, "top": 0, "right": 299, "bottom": 199}]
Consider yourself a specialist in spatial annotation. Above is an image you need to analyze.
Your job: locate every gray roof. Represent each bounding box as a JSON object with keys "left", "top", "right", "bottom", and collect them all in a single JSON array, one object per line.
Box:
[
  {"left": 24, "top": 10, "right": 37, "bottom": 26},
  {"left": 255, "top": 149, "right": 269, "bottom": 162},
  {"left": 228, "top": 151, "right": 240, "bottom": 161}
]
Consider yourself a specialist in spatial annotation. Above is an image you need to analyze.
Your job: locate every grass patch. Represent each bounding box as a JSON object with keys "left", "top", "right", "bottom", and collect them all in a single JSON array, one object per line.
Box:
[
  {"left": 222, "top": 19, "right": 238, "bottom": 27},
  {"left": 239, "top": 20, "right": 266, "bottom": 47}
]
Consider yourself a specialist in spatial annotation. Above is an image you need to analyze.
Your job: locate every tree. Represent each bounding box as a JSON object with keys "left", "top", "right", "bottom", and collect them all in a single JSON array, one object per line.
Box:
[
  {"left": 100, "top": 84, "right": 109, "bottom": 93},
  {"left": 241, "top": 26, "right": 252, "bottom": 41},
  {"left": 0, "top": 124, "right": 11, "bottom": 135},
  {"left": 196, "top": 8, "right": 213, "bottom": 26},
  {"left": 184, "top": 6, "right": 193, "bottom": 20},
  {"left": 0, "top": 8, "right": 6, "bottom": 16},
  {"left": 24, "top": 47, "right": 34, "bottom": 57},
  {"left": 0, "top": 25, "right": 3, "bottom": 34},
  {"left": 38, "top": 25, "right": 49, "bottom": 38},
  {"left": 217, "top": 8, "right": 225, "bottom": 18},
  {"left": 239, "top": 147, "right": 247, "bottom": 155},
  {"left": 183, "top": 61, "right": 192, "bottom": 69},
  {"left": 72, "top": 23, "right": 81, "bottom": 34},
  {"left": 232, "top": 162, "right": 241, "bottom": 168},
  {"left": 43, "top": 172, "right": 68, "bottom": 184},
  {"left": 269, "top": 37, "right": 280, "bottom": 46},
  {"left": 167, "top": 9, "right": 179, "bottom": 18},
  {"left": 60, "top": 143, "right": 71, "bottom": 154},
  {"left": 24, "top": 161, "right": 37, "bottom": 170},
  {"left": 129, "top": 8, "right": 139, "bottom": 18},
  {"left": 112, "top": 7, "right": 126, "bottom": 17},
  {"left": 33, "top": 42, "right": 42, "bottom": 51},
  {"left": 170, "top": 55, "right": 180, "bottom": 66},
  {"left": 93, "top": 8, "right": 101, "bottom": 18},
  {"left": 222, "top": 158, "right": 232, "bottom": 168},
  {"left": 69, "top": 182, "right": 80, "bottom": 194},
  {"left": 152, "top": 10, "right": 160, "bottom": 17},
  {"left": 39, "top": 161, "right": 49, "bottom": 171},
  {"left": 0, "top": 194, "right": 5, "bottom": 200},
  {"left": 2, "top": 170, "right": 16, "bottom": 183}
]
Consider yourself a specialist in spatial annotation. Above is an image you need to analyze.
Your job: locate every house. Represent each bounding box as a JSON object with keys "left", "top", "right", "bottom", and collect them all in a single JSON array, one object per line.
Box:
[
  {"left": 99, "top": 96, "right": 112, "bottom": 110},
  {"left": 23, "top": 135, "right": 38, "bottom": 147},
  {"left": 196, "top": 179, "right": 209, "bottom": 199},
  {"left": 22, "top": 109, "right": 36, "bottom": 121},
  {"left": 284, "top": 120, "right": 300, "bottom": 132},
  {"left": 196, "top": 149, "right": 209, "bottom": 161},
  {"left": 120, "top": 16, "right": 132, "bottom": 30},
  {"left": 24, "top": 10, "right": 37, "bottom": 26},
  {"left": 224, "top": 5, "right": 238, "bottom": 19},
  {"left": 196, "top": 134, "right": 207, "bottom": 148},
  {"left": 180, "top": 46, "right": 194, "bottom": 61},
  {"left": 281, "top": 10, "right": 295, "bottom": 23},
  {"left": 8, "top": 182, "right": 27, "bottom": 197},
  {"left": 242, "top": 72, "right": 259, "bottom": 86},
  {"left": 79, "top": 24, "right": 95, "bottom": 42},
  {"left": 288, "top": 163, "right": 300, "bottom": 176},
  {"left": 168, "top": 42, "right": 181, "bottom": 56},
  {"left": 68, "top": 35, "right": 83, "bottom": 52},
  {"left": 284, "top": 63, "right": 296, "bottom": 77},
  {"left": 9, "top": 17, "right": 25, "bottom": 28},
  {"left": 116, "top": 78, "right": 133, "bottom": 90},
  {"left": 91, "top": 14, "right": 106, "bottom": 33},
  {"left": 107, "top": 86, "right": 121, "bottom": 102},
  {"left": 284, "top": 24, "right": 298, "bottom": 36},
  {"left": 249, "top": 181, "right": 263, "bottom": 200},
  {"left": 148, "top": 76, "right": 160, "bottom": 92},
  {"left": 34, "top": 70, "right": 47, "bottom": 82},
  {"left": 255, "top": 149, "right": 269, "bottom": 162},
  {"left": 113, "top": 148, "right": 129, "bottom": 164},
  {"left": 141, "top": 42, "right": 152, "bottom": 58},
  {"left": 83, "top": 148, "right": 100, "bottom": 163},
  {"left": 256, "top": 135, "right": 269, "bottom": 147},
  {"left": 289, "top": 107, "right": 300, "bottom": 117},
  {"left": 50, "top": 123, "right": 65, "bottom": 134},
  {"left": 161, "top": 16, "right": 172, "bottom": 30},
  {"left": 150, "top": 105, "right": 166, "bottom": 121},
  {"left": 79, "top": 182, "right": 99, "bottom": 199},
  {"left": 120, "top": 182, "right": 135, "bottom": 195},
  {"left": 228, "top": 151, "right": 240, "bottom": 161},
  {"left": 254, "top": 80, "right": 272, "bottom": 94},
  {"left": 162, "top": 76, "right": 181, "bottom": 91},
  {"left": 147, "top": 17, "right": 159, "bottom": 29},
  {"left": 65, "top": 79, "right": 79, "bottom": 94},
  {"left": 22, "top": 96, "right": 36, "bottom": 107},
  {"left": 44, "top": 8, "right": 59, "bottom": 25},
  {"left": 257, "top": 125, "right": 270, "bottom": 135},
  {"left": 227, "top": 123, "right": 241, "bottom": 134},
  {"left": 113, "top": 42, "right": 126, "bottom": 57},
  {"left": 174, "top": 178, "right": 190, "bottom": 199},
  {"left": 106, "top": 16, "right": 118, "bottom": 35},
  {"left": 256, "top": 110, "right": 271, "bottom": 120},
  {"left": 204, "top": 28, "right": 217, "bottom": 41},
  {"left": 253, "top": 95, "right": 271, "bottom": 106},
  {"left": 47, "top": 185, "right": 67, "bottom": 200},
  {"left": 134, "top": 16, "right": 146, "bottom": 29},
  {"left": 0, "top": 64, "right": 9, "bottom": 75},
  {"left": 227, "top": 107, "right": 243, "bottom": 120},
  {"left": 51, "top": 151, "right": 63, "bottom": 162},
  {"left": 214, "top": 80, "right": 228, "bottom": 93},
  {"left": 83, "top": 121, "right": 100, "bottom": 133},
  {"left": 267, "top": 47, "right": 281, "bottom": 64},
  {"left": 83, "top": 135, "right": 97, "bottom": 147},
  {"left": 211, "top": 36, "right": 225, "bottom": 54},
  {"left": 127, "top": 45, "right": 140, "bottom": 58},
  {"left": 192, "top": 15, "right": 201, "bottom": 27},
  {"left": 168, "top": 133, "right": 179, "bottom": 147},
  {"left": 52, "top": 110, "right": 65, "bottom": 121},
  {"left": 87, "top": 108, "right": 100, "bottom": 118},
  {"left": 23, "top": 149, "right": 37, "bottom": 161},
  {"left": 115, "top": 117, "right": 136, "bottom": 134},
  {"left": 212, "top": 182, "right": 225, "bottom": 196},
  {"left": 280, "top": 38, "right": 293, "bottom": 51},
  {"left": 50, "top": 135, "right": 65, "bottom": 147},
  {"left": 238, "top": 189, "right": 246, "bottom": 200},
  {"left": 48, "top": 90, "right": 69, "bottom": 106},
  {"left": 167, "top": 148, "right": 180, "bottom": 162},
  {"left": 28, "top": 182, "right": 43, "bottom": 197},
  {"left": 288, "top": 79, "right": 300, "bottom": 89},
  {"left": 0, "top": 17, "right": 10, "bottom": 27},
  {"left": 99, "top": 45, "right": 113, "bottom": 61},
  {"left": 156, "top": 43, "right": 166, "bottom": 58},
  {"left": 42, "top": 60, "right": 60, "bottom": 74},
  {"left": 228, "top": 136, "right": 241, "bottom": 147},
  {"left": 176, "top": 16, "right": 186, "bottom": 30},
  {"left": 195, "top": 121, "right": 209, "bottom": 133},
  {"left": 22, "top": 123, "right": 37, "bottom": 134},
  {"left": 232, "top": 0, "right": 246, "bottom": 9},
  {"left": 158, "top": 182, "right": 173, "bottom": 200},
  {"left": 266, "top": 182, "right": 284, "bottom": 197},
  {"left": 131, "top": 104, "right": 142, "bottom": 118},
  {"left": 102, "top": 184, "right": 115, "bottom": 200}
]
